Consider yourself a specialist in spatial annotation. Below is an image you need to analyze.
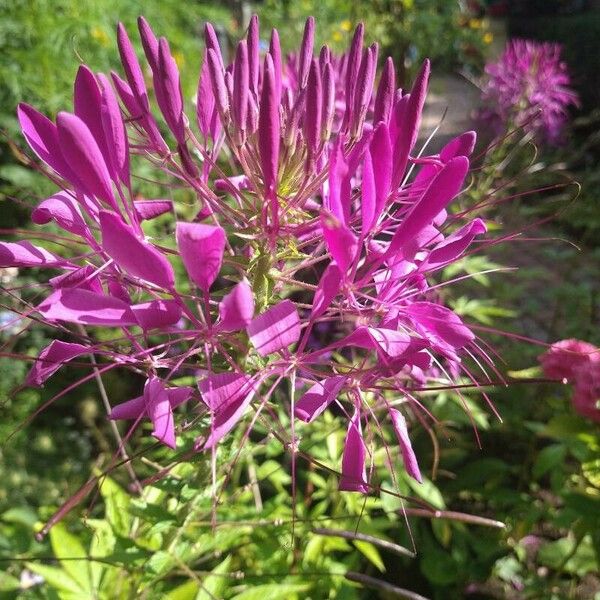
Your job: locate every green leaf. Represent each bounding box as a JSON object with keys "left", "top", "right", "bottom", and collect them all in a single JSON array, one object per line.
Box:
[
  {"left": 533, "top": 444, "right": 567, "bottom": 480},
  {"left": 26, "top": 562, "right": 85, "bottom": 596},
  {"left": 195, "top": 555, "right": 232, "bottom": 600},
  {"left": 231, "top": 583, "right": 310, "bottom": 600},
  {"left": 164, "top": 580, "right": 199, "bottom": 600},
  {"left": 353, "top": 540, "right": 386, "bottom": 572},
  {"left": 0, "top": 571, "right": 21, "bottom": 591},
  {"left": 1, "top": 506, "right": 38, "bottom": 527},
  {"left": 404, "top": 474, "right": 445, "bottom": 510},
  {"left": 87, "top": 518, "right": 117, "bottom": 592},
  {"left": 538, "top": 535, "right": 598, "bottom": 576},
  {"left": 49, "top": 523, "right": 91, "bottom": 593},
  {"left": 147, "top": 550, "right": 175, "bottom": 576},
  {"left": 98, "top": 477, "right": 131, "bottom": 537}
]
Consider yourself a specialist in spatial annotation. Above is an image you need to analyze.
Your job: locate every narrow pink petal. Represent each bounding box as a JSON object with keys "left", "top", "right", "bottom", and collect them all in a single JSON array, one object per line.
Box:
[
  {"left": 247, "top": 299, "right": 301, "bottom": 356},
  {"left": 304, "top": 59, "right": 322, "bottom": 156},
  {"left": 197, "top": 52, "right": 216, "bottom": 138},
  {"left": 17, "top": 103, "right": 75, "bottom": 183},
  {"left": 269, "top": 29, "right": 282, "bottom": 99},
  {"left": 311, "top": 262, "right": 342, "bottom": 319},
  {"left": 322, "top": 61, "right": 335, "bottom": 140},
  {"left": 0, "top": 241, "right": 65, "bottom": 268},
  {"left": 406, "top": 302, "right": 474, "bottom": 349},
  {"left": 338, "top": 326, "right": 413, "bottom": 359},
  {"left": 137, "top": 16, "right": 159, "bottom": 71},
  {"left": 426, "top": 218, "right": 486, "bottom": 268},
  {"left": 25, "top": 341, "right": 90, "bottom": 387},
  {"left": 232, "top": 40, "right": 249, "bottom": 136},
  {"left": 109, "top": 395, "right": 145, "bottom": 420},
  {"left": 98, "top": 73, "right": 130, "bottom": 187},
  {"left": 117, "top": 22, "right": 150, "bottom": 111},
  {"left": 258, "top": 53, "right": 280, "bottom": 201},
  {"left": 370, "top": 123, "right": 393, "bottom": 218},
  {"left": 247, "top": 15, "right": 260, "bottom": 95},
  {"left": 373, "top": 57, "right": 395, "bottom": 125},
  {"left": 207, "top": 49, "right": 230, "bottom": 121},
  {"left": 321, "top": 213, "right": 358, "bottom": 274},
  {"left": 339, "top": 410, "right": 368, "bottom": 493},
  {"left": 217, "top": 280, "right": 254, "bottom": 332},
  {"left": 199, "top": 372, "right": 254, "bottom": 411},
  {"left": 390, "top": 408, "right": 422, "bottom": 483},
  {"left": 99, "top": 211, "right": 175, "bottom": 288},
  {"left": 175, "top": 222, "right": 225, "bottom": 292},
  {"left": 298, "top": 16, "right": 315, "bottom": 89},
  {"left": 295, "top": 376, "right": 347, "bottom": 423},
  {"left": 49, "top": 266, "right": 102, "bottom": 294},
  {"left": 157, "top": 38, "right": 185, "bottom": 143},
  {"left": 343, "top": 23, "right": 364, "bottom": 129},
  {"left": 351, "top": 43, "right": 377, "bottom": 135},
  {"left": 325, "top": 141, "right": 350, "bottom": 224},
  {"left": 167, "top": 386, "right": 194, "bottom": 409},
  {"left": 145, "top": 377, "right": 176, "bottom": 449},
  {"left": 74, "top": 66, "right": 112, "bottom": 174},
  {"left": 32, "top": 192, "right": 88, "bottom": 236},
  {"left": 440, "top": 131, "right": 477, "bottom": 162},
  {"left": 56, "top": 112, "right": 116, "bottom": 208},
  {"left": 37, "top": 289, "right": 137, "bottom": 327},
  {"left": 204, "top": 22, "right": 224, "bottom": 67},
  {"left": 131, "top": 299, "right": 182, "bottom": 330},
  {"left": 199, "top": 373, "right": 257, "bottom": 448},
  {"left": 386, "top": 156, "right": 469, "bottom": 259},
  {"left": 133, "top": 199, "right": 173, "bottom": 221},
  {"left": 361, "top": 148, "right": 377, "bottom": 234},
  {"left": 204, "top": 386, "right": 255, "bottom": 449},
  {"left": 392, "top": 59, "right": 430, "bottom": 189}
]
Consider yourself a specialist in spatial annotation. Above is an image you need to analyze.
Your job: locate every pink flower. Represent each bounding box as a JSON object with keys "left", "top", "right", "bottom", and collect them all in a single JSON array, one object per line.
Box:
[
  {"left": 5, "top": 14, "right": 504, "bottom": 532},
  {"left": 479, "top": 39, "right": 579, "bottom": 145},
  {"left": 539, "top": 339, "right": 599, "bottom": 382}
]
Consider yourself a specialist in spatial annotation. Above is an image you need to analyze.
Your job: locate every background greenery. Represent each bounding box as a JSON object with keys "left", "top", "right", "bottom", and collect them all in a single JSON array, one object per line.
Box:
[{"left": 1, "top": 1, "right": 599, "bottom": 598}]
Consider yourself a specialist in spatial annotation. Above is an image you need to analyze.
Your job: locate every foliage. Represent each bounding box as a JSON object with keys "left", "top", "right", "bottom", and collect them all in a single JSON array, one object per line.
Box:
[{"left": 257, "top": 0, "right": 492, "bottom": 82}]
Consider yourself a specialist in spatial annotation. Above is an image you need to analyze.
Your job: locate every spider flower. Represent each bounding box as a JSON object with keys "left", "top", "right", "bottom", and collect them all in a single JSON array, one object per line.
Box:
[
  {"left": 3, "top": 14, "right": 497, "bottom": 515},
  {"left": 479, "top": 39, "right": 579, "bottom": 145},
  {"left": 540, "top": 339, "right": 600, "bottom": 422}
]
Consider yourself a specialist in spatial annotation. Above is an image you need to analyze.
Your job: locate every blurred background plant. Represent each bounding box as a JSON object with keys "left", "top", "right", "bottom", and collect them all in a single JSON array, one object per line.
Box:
[{"left": 1, "top": 1, "right": 600, "bottom": 599}]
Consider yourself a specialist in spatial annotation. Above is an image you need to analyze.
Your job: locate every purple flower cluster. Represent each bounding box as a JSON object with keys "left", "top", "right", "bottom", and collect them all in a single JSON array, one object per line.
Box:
[
  {"left": 479, "top": 39, "right": 579, "bottom": 145},
  {"left": 2, "top": 15, "right": 492, "bottom": 499}
]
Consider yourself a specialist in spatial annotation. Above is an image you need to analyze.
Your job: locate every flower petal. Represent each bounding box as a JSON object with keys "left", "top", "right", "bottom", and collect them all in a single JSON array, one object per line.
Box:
[
  {"left": 390, "top": 408, "right": 422, "bottom": 483},
  {"left": 56, "top": 112, "right": 116, "bottom": 208},
  {"left": 295, "top": 376, "right": 347, "bottom": 423},
  {"left": 25, "top": 340, "right": 90, "bottom": 387},
  {"left": 198, "top": 373, "right": 257, "bottom": 448},
  {"left": 100, "top": 210, "right": 175, "bottom": 289},
  {"left": 339, "top": 410, "right": 368, "bottom": 493},
  {"left": 247, "top": 299, "right": 301, "bottom": 356},
  {"left": 145, "top": 377, "right": 176, "bottom": 448},
  {"left": 386, "top": 156, "right": 469, "bottom": 259},
  {"left": 37, "top": 289, "right": 137, "bottom": 327},
  {"left": 133, "top": 199, "right": 173, "bottom": 221},
  {"left": 32, "top": 192, "right": 88, "bottom": 236},
  {"left": 175, "top": 222, "right": 225, "bottom": 292},
  {"left": 217, "top": 280, "right": 254, "bottom": 332},
  {"left": 131, "top": 299, "right": 182, "bottom": 330},
  {"left": 0, "top": 241, "right": 67, "bottom": 268}
]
